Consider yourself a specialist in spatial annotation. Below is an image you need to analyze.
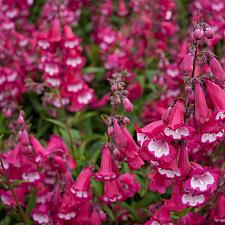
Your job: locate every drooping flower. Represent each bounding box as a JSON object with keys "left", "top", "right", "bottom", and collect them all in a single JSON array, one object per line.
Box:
[
  {"left": 95, "top": 145, "right": 118, "bottom": 181},
  {"left": 71, "top": 167, "right": 92, "bottom": 199}
]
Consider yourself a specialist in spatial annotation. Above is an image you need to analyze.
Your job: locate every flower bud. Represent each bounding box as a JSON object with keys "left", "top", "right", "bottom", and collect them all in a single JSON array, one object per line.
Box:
[
  {"left": 123, "top": 117, "right": 130, "bottom": 125},
  {"left": 111, "top": 84, "right": 117, "bottom": 92},
  {"left": 107, "top": 126, "right": 114, "bottom": 136},
  {"left": 194, "top": 28, "right": 204, "bottom": 40},
  {"left": 123, "top": 97, "right": 134, "bottom": 112},
  {"left": 205, "top": 27, "right": 214, "bottom": 39}
]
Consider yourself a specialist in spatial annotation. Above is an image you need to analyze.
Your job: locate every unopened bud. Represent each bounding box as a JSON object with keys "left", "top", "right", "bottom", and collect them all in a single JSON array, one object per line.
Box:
[
  {"left": 123, "top": 97, "right": 134, "bottom": 113},
  {"left": 123, "top": 117, "right": 130, "bottom": 125},
  {"left": 205, "top": 27, "right": 214, "bottom": 39},
  {"left": 107, "top": 126, "right": 114, "bottom": 136},
  {"left": 194, "top": 28, "right": 204, "bottom": 40}
]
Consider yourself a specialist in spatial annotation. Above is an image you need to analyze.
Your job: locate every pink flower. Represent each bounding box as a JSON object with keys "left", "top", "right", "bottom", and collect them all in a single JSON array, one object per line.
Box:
[
  {"left": 101, "top": 180, "right": 123, "bottom": 204},
  {"left": 71, "top": 167, "right": 92, "bottom": 200},
  {"left": 119, "top": 173, "right": 140, "bottom": 198},
  {"left": 183, "top": 168, "right": 219, "bottom": 194},
  {"left": 123, "top": 97, "right": 134, "bottom": 113},
  {"left": 209, "top": 56, "right": 225, "bottom": 82},
  {"left": 206, "top": 79, "right": 225, "bottom": 114},
  {"left": 181, "top": 193, "right": 208, "bottom": 207},
  {"left": 179, "top": 52, "right": 193, "bottom": 74},
  {"left": 145, "top": 206, "right": 173, "bottom": 225},
  {"left": 148, "top": 171, "right": 172, "bottom": 194},
  {"left": 195, "top": 83, "right": 211, "bottom": 124},
  {"left": 210, "top": 192, "right": 225, "bottom": 223},
  {"left": 177, "top": 212, "right": 206, "bottom": 225},
  {"left": 163, "top": 99, "right": 194, "bottom": 140},
  {"left": 95, "top": 145, "right": 118, "bottom": 181}
]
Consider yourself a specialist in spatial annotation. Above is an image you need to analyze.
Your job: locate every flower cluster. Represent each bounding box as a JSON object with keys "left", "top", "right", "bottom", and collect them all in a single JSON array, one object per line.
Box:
[
  {"left": 136, "top": 22, "right": 225, "bottom": 224},
  {"left": 0, "top": 0, "right": 36, "bottom": 116},
  {"left": 36, "top": 19, "right": 94, "bottom": 111}
]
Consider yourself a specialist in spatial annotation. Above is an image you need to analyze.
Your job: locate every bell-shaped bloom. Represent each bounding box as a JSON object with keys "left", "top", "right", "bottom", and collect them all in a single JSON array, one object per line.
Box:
[
  {"left": 157, "top": 159, "right": 181, "bottom": 179},
  {"left": 49, "top": 19, "right": 61, "bottom": 42},
  {"left": 57, "top": 189, "right": 79, "bottom": 221},
  {"left": 118, "top": 0, "right": 128, "bottom": 16},
  {"left": 146, "top": 206, "right": 173, "bottom": 225},
  {"left": 0, "top": 187, "right": 25, "bottom": 208},
  {"left": 76, "top": 201, "right": 91, "bottom": 224},
  {"left": 63, "top": 25, "right": 81, "bottom": 51},
  {"left": 119, "top": 173, "right": 140, "bottom": 198},
  {"left": 195, "top": 83, "right": 211, "bottom": 124},
  {"left": 95, "top": 145, "right": 118, "bottom": 181},
  {"left": 177, "top": 212, "right": 206, "bottom": 225},
  {"left": 91, "top": 208, "right": 102, "bottom": 225},
  {"left": 32, "top": 204, "right": 50, "bottom": 225},
  {"left": 101, "top": 180, "right": 123, "bottom": 204},
  {"left": 178, "top": 145, "right": 191, "bottom": 178},
  {"left": 71, "top": 167, "right": 92, "bottom": 199},
  {"left": 199, "top": 119, "right": 224, "bottom": 144},
  {"left": 209, "top": 56, "right": 225, "bottom": 82},
  {"left": 163, "top": 99, "right": 194, "bottom": 140},
  {"left": 141, "top": 139, "right": 177, "bottom": 164},
  {"left": 113, "top": 119, "right": 127, "bottom": 148},
  {"left": 181, "top": 193, "right": 208, "bottom": 207},
  {"left": 165, "top": 180, "right": 185, "bottom": 212},
  {"left": 148, "top": 171, "right": 172, "bottom": 194},
  {"left": 46, "top": 135, "right": 76, "bottom": 169},
  {"left": 120, "top": 126, "right": 144, "bottom": 170},
  {"left": 210, "top": 192, "right": 225, "bottom": 223},
  {"left": 123, "top": 97, "right": 134, "bottom": 112},
  {"left": 180, "top": 52, "right": 193, "bottom": 74},
  {"left": 183, "top": 168, "right": 219, "bottom": 194},
  {"left": 206, "top": 80, "right": 225, "bottom": 113}
]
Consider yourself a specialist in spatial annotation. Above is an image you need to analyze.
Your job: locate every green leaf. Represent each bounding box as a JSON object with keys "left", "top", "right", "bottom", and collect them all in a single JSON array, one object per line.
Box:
[
  {"left": 46, "top": 118, "right": 65, "bottom": 128},
  {"left": 0, "top": 216, "right": 10, "bottom": 225},
  {"left": 25, "top": 189, "right": 38, "bottom": 215},
  {"left": 102, "top": 205, "right": 115, "bottom": 222},
  {"left": 136, "top": 192, "right": 158, "bottom": 209}
]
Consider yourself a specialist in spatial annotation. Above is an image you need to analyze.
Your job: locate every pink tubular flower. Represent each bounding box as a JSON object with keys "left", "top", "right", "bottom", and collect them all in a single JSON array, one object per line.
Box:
[
  {"left": 183, "top": 168, "right": 219, "bottom": 194},
  {"left": 119, "top": 173, "right": 140, "bottom": 198},
  {"left": 146, "top": 206, "right": 173, "bottom": 225},
  {"left": 177, "top": 212, "right": 206, "bottom": 225},
  {"left": 157, "top": 159, "right": 181, "bottom": 179},
  {"left": 141, "top": 139, "right": 177, "bottom": 164},
  {"left": 120, "top": 126, "right": 144, "bottom": 170},
  {"left": 181, "top": 193, "right": 207, "bottom": 207},
  {"left": 206, "top": 79, "right": 225, "bottom": 114},
  {"left": 123, "top": 97, "right": 134, "bottom": 113},
  {"left": 46, "top": 135, "right": 76, "bottom": 169},
  {"left": 148, "top": 171, "right": 172, "bottom": 194},
  {"left": 113, "top": 119, "right": 128, "bottom": 148},
  {"left": 209, "top": 56, "right": 225, "bottom": 82},
  {"left": 195, "top": 83, "right": 211, "bottom": 124},
  {"left": 32, "top": 204, "right": 50, "bottom": 225},
  {"left": 163, "top": 99, "right": 194, "bottom": 140},
  {"left": 95, "top": 145, "right": 118, "bottom": 181},
  {"left": 71, "top": 167, "right": 92, "bottom": 199},
  {"left": 178, "top": 145, "right": 191, "bottom": 178},
  {"left": 101, "top": 180, "right": 123, "bottom": 204},
  {"left": 210, "top": 192, "right": 225, "bottom": 223},
  {"left": 179, "top": 51, "right": 193, "bottom": 74}
]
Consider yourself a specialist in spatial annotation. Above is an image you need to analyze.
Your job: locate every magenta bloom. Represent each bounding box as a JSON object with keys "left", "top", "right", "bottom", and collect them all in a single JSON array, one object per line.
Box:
[
  {"left": 163, "top": 99, "right": 194, "bottom": 140},
  {"left": 71, "top": 167, "right": 92, "bottom": 199},
  {"left": 101, "top": 180, "right": 123, "bottom": 204},
  {"left": 183, "top": 168, "right": 219, "bottom": 194},
  {"left": 95, "top": 145, "right": 118, "bottom": 181},
  {"left": 209, "top": 56, "right": 225, "bottom": 82}
]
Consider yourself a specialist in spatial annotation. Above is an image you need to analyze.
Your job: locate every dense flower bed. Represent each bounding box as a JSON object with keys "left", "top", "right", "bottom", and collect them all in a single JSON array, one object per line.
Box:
[{"left": 0, "top": 0, "right": 224, "bottom": 225}]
